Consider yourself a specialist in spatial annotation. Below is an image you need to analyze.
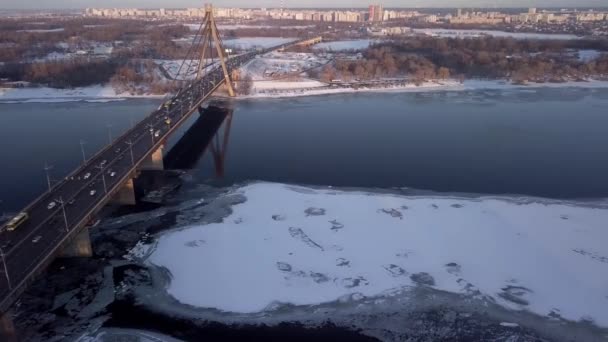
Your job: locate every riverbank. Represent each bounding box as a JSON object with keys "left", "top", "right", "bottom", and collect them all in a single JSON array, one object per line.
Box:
[
  {"left": 4, "top": 78, "right": 608, "bottom": 104},
  {"left": 236, "top": 78, "right": 608, "bottom": 99},
  {"left": 0, "top": 84, "right": 165, "bottom": 103}
]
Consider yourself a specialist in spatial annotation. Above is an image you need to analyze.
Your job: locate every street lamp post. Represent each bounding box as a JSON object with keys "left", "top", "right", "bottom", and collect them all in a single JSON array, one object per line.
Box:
[
  {"left": 126, "top": 140, "right": 136, "bottom": 166},
  {"left": 43, "top": 162, "right": 53, "bottom": 191},
  {"left": 79, "top": 139, "right": 87, "bottom": 163},
  {"left": 0, "top": 247, "right": 11, "bottom": 290},
  {"left": 55, "top": 197, "right": 69, "bottom": 232},
  {"left": 95, "top": 165, "right": 108, "bottom": 194},
  {"left": 107, "top": 124, "right": 113, "bottom": 144},
  {"left": 146, "top": 124, "right": 155, "bottom": 145}
]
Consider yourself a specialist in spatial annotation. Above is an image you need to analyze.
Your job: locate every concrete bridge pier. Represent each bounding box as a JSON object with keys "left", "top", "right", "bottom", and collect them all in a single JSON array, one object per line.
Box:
[
  {"left": 59, "top": 228, "right": 93, "bottom": 258},
  {"left": 139, "top": 145, "right": 165, "bottom": 171},
  {"left": 0, "top": 311, "right": 18, "bottom": 342},
  {"left": 111, "top": 178, "right": 137, "bottom": 205}
]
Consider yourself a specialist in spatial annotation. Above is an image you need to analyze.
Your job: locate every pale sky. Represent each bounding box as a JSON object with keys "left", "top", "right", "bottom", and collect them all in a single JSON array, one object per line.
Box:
[{"left": 0, "top": 0, "right": 605, "bottom": 9}]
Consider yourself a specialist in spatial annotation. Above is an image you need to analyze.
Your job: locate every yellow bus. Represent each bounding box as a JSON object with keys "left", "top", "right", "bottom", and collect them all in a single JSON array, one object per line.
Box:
[{"left": 6, "top": 212, "right": 28, "bottom": 231}]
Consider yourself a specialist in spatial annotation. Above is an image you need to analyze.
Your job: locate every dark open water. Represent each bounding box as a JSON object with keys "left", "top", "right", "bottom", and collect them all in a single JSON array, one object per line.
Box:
[{"left": 1, "top": 87, "right": 608, "bottom": 212}]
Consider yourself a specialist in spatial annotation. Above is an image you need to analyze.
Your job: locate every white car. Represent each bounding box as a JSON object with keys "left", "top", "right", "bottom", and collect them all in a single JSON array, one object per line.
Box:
[
  {"left": 84, "top": 172, "right": 91, "bottom": 180},
  {"left": 154, "top": 130, "right": 160, "bottom": 137},
  {"left": 32, "top": 235, "right": 42, "bottom": 243},
  {"left": 47, "top": 202, "right": 56, "bottom": 210},
  {"left": 110, "top": 172, "right": 116, "bottom": 177},
  {"left": 89, "top": 190, "right": 97, "bottom": 196}
]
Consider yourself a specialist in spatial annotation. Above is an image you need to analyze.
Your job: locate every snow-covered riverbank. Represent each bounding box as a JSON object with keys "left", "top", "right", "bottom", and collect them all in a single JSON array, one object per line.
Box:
[
  {"left": 0, "top": 85, "right": 165, "bottom": 103},
  {"left": 3, "top": 78, "right": 608, "bottom": 104},
  {"left": 140, "top": 182, "right": 608, "bottom": 328},
  {"left": 238, "top": 78, "right": 608, "bottom": 99}
]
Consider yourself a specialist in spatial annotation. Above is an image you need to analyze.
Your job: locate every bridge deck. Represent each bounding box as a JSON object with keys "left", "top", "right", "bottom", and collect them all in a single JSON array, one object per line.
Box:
[{"left": 0, "top": 37, "right": 319, "bottom": 313}]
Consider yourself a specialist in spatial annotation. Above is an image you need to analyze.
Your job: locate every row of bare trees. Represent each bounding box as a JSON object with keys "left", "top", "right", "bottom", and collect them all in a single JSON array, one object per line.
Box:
[{"left": 317, "top": 37, "right": 608, "bottom": 83}]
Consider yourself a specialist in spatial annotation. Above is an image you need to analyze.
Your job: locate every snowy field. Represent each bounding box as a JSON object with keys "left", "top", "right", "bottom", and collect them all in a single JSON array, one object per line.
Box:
[
  {"left": 144, "top": 183, "right": 608, "bottom": 328},
  {"left": 313, "top": 39, "right": 378, "bottom": 51},
  {"left": 241, "top": 51, "right": 330, "bottom": 80},
  {"left": 223, "top": 37, "right": 296, "bottom": 50},
  {"left": 412, "top": 28, "right": 580, "bottom": 40}
]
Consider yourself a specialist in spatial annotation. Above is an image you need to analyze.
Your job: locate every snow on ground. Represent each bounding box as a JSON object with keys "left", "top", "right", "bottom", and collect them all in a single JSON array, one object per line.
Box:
[
  {"left": 0, "top": 85, "right": 163, "bottom": 103},
  {"left": 156, "top": 58, "right": 222, "bottom": 80},
  {"left": 241, "top": 51, "right": 329, "bottom": 80},
  {"left": 145, "top": 182, "right": 608, "bottom": 327},
  {"left": 239, "top": 78, "right": 608, "bottom": 99},
  {"left": 17, "top": 28, "right": 65, "bottom": 33},
  {"left": 462, "top": 79, "right": 608, "bottom": 90},
  {"left": 412, "top": 28, "right": 580, "bottom": 40},
  {"left": 577, "top": 49, "right": 604, "bottom": 62},
  {"left": 313, "top": 39, "right": 378, "bottom": 51},
  {"left": 77, "top": 328, "right": 182, "bottom": 342},
  {"left": 252, "top": 79, "right": 327, "bottom": 92},
  {"left": 223, "top": 37, "right": 296, "bottom": 50}
]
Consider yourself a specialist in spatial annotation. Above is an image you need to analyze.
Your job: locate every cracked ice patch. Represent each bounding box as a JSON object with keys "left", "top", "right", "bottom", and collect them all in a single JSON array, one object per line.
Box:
[{"left": 144, "top": 182, "right": 608, "bottom": 327}]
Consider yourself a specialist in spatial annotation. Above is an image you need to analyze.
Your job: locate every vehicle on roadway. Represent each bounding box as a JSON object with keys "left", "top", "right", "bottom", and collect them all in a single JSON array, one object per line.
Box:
[
  {"left": 90, "top": 190, "right": 96, "bottom": 196},
  {"left": 32, "top": 235, "right": 42, "bottom": 243},
  {"left": 5, "top": 212, "right": 29, "bottom": 231},
  {"left": 84, "top": 172, "right": 91, "bottom": 180},
  {"left": 100, "top": 160, "right": 107, "bottom": 167},
  {"left": 154, "top": 130, "right": 160, "bottom": 138},
  {"left": 47, "top": 202, "right": 56, "bottom": 210},
  {"left": 68, "top": 199, "right": 75, "bottom": 205},
  {"left": 165, "top": 118, "right": 172, "bottom": 125},
  {"left": 109, "top": 172, "right": 116, "bottom": 177}
]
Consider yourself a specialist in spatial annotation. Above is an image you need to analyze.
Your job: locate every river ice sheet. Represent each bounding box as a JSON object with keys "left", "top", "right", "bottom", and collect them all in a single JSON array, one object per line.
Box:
[{"left": 144, "top": 183, "right": 608, "bottom": 327}]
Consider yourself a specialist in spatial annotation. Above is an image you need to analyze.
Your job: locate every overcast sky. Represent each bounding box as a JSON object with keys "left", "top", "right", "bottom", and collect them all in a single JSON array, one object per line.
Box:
[{"left": 0, "top": 0, "right": 606, "bottom": 9}]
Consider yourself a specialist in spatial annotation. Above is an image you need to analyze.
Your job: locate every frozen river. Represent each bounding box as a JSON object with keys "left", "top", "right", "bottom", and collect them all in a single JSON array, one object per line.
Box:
[{"left": 4, "top": 86, "right": 608, "bottom": 341}]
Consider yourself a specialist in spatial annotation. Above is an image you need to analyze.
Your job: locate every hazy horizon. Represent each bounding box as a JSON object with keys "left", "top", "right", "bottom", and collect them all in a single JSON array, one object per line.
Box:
[{"left": 0, "top": 0, "right": 607, "bottom": 10}]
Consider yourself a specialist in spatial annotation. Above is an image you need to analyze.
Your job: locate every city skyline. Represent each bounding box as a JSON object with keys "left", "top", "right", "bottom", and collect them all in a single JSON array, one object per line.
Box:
[{"left": 1, "top": 0, "right": 608, "bottom": 10}]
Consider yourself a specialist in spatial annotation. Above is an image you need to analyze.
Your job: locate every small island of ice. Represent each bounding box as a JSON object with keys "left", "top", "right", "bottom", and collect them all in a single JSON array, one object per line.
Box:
[{"left": 145, "top": 182, "right": 608, "bottom": 327}]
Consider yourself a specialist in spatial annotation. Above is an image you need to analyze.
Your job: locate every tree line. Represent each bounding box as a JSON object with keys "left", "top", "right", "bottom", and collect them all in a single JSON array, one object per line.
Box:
[{"left": 317, "top": 36, "right": 608, "bottom": 83}]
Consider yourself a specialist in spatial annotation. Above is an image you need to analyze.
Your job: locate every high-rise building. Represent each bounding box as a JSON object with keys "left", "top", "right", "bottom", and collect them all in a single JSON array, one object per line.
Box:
[
  {"left": 368, "top": 4, "right": 384, "bottom": 22},
  {"left": 457, "top": 8, "right": 462, "bottom": 17},
  {"left": 529, "top": 8, "right": 537, "bottom": 14}
]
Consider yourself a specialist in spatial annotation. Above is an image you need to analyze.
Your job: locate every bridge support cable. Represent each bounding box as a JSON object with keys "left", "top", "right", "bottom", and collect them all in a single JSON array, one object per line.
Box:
[{"left": 172, "top": 4, "right": 235, "bottom": 97}]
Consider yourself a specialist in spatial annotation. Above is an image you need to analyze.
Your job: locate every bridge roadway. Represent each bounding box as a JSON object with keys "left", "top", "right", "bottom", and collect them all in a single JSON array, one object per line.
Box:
[{"left": 0, "top": 39, "right": 315, "bottom": 312}]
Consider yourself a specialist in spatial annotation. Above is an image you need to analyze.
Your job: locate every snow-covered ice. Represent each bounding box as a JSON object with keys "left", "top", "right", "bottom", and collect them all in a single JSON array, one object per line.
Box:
[
  {"left": 145, "top": 182, "right": 608, "bottom": 328},
  {"left": 223, "top": 37, "right": 296, "bottom": 50}
]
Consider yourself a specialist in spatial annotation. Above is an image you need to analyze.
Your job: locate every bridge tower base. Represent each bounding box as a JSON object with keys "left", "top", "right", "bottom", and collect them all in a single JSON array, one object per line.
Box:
[
  {"left": 111, "top": 178, "right": 136, "bottom": 205},
  {"left": 59, "top": 228, "right": 93, "bottom": 258},
  {"left": 139, "top": 145, "right": 165, "bottom": 171},
  {"left": 0, "top": 312, "right": 18, "bottom": 342}
]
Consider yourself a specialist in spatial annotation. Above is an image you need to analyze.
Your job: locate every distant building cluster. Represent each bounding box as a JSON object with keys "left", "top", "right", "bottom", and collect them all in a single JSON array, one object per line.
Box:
[
  {"left": 84, "top": 7, "right": 257, "bottom": 19},
  {"left": 84, "top": 5, "right": 419, "bottom": 23},
  {"left": 84, "top": 6, "right": 608, "bottom": 25},
  {"left": 446, "top": 7, "right": 608, "bottom": 25}
]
